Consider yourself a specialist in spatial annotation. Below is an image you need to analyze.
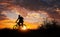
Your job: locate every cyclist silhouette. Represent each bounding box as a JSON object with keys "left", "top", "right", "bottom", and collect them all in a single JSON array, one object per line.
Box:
[{"left": 16, "top": 15, "right": 24, "bottom": 26}]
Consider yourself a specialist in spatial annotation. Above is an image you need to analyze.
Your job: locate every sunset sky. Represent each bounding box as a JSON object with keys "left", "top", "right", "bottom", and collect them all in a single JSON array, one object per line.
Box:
[{"left": 0, "top": 0, "right": 60, "bottom": 30}]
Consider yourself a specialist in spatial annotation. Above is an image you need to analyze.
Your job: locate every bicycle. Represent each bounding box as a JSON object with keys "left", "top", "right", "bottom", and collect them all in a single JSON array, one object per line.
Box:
[{"left": 13, "top": 23, "right": 26, "bottom": 30}]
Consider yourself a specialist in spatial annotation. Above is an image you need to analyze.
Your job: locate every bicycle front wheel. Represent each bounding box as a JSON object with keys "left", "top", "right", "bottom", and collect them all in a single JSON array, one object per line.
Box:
[{"left": 13, "top": 25, "right": 19, "bottom": 30}]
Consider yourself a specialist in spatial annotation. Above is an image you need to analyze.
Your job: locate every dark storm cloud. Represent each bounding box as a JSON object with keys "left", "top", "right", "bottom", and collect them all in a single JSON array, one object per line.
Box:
[
  {"left": 14, "top": 0, "right": 60, "bottom": 19},
  {"left": 0, "top": 13, "right": 8, "bottom": 20},
  {"left": 0, "top": 2, "right": 11, "bottom": 20},
  {"left": 0, "top": 4, "right": 8, "bottom": 12},
  {"left": 14, "top": 0, "right": 60, "bottom": 10},
  {"left": 0, "top": 0, "right": 60, "bottom": 21},
  {"left": 0, "top": 0, "right": 60, "bottom": 10},
  {"left": 10, "top": 0, "right": 60, "bottom": 20}
]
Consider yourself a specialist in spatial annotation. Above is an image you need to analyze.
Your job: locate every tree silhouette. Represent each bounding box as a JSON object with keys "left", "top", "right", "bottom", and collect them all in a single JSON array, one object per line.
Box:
[{"left": 42, "top": 18, "right": 57, "bottom": 29}]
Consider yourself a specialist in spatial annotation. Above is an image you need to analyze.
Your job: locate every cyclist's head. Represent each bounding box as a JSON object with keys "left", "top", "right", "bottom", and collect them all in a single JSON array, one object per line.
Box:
[{"left": 18, "top": 15, "right": 21, "bottom": 17}]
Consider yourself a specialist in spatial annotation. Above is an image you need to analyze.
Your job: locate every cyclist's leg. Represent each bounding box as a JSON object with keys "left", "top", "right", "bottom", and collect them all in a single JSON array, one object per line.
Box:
[
  {"left": 17, "top": 22, "right": 20, "bottom": 26},
  {"left": 22, "top": 22, "right": 23, "bottom": 25},
  {"left": 21, "top": 21, "right": 24, "bottom": 26}
]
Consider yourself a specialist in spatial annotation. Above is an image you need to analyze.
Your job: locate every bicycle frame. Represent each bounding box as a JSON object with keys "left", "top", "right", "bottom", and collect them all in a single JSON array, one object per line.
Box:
[{"left": 13, "top": 23, "right": 26, "bottom": 30}]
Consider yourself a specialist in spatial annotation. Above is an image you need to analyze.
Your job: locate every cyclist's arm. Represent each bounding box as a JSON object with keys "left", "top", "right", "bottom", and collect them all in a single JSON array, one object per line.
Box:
[
  {"left": 16, "top": 17, "right": 19, "bottom": 23},
  {"left": 16, "top": 19, "right": 18, "bottom": 22}
]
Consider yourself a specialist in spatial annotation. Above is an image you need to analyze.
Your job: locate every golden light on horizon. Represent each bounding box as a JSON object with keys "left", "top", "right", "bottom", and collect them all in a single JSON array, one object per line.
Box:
[
  {"left": 0, "top": 20, "right": 42, "bottom": 30},
  {"left": 20, "top": 25, "right": 27, "bottom": 31}
]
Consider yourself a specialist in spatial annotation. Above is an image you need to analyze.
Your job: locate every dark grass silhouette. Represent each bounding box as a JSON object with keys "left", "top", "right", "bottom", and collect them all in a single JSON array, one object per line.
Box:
[
  {"left": 0, "top": 26, "right": 60, "bottom": 37},
  {"left": 0, "top": 20, "right": 60, "bottom": 37}
]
